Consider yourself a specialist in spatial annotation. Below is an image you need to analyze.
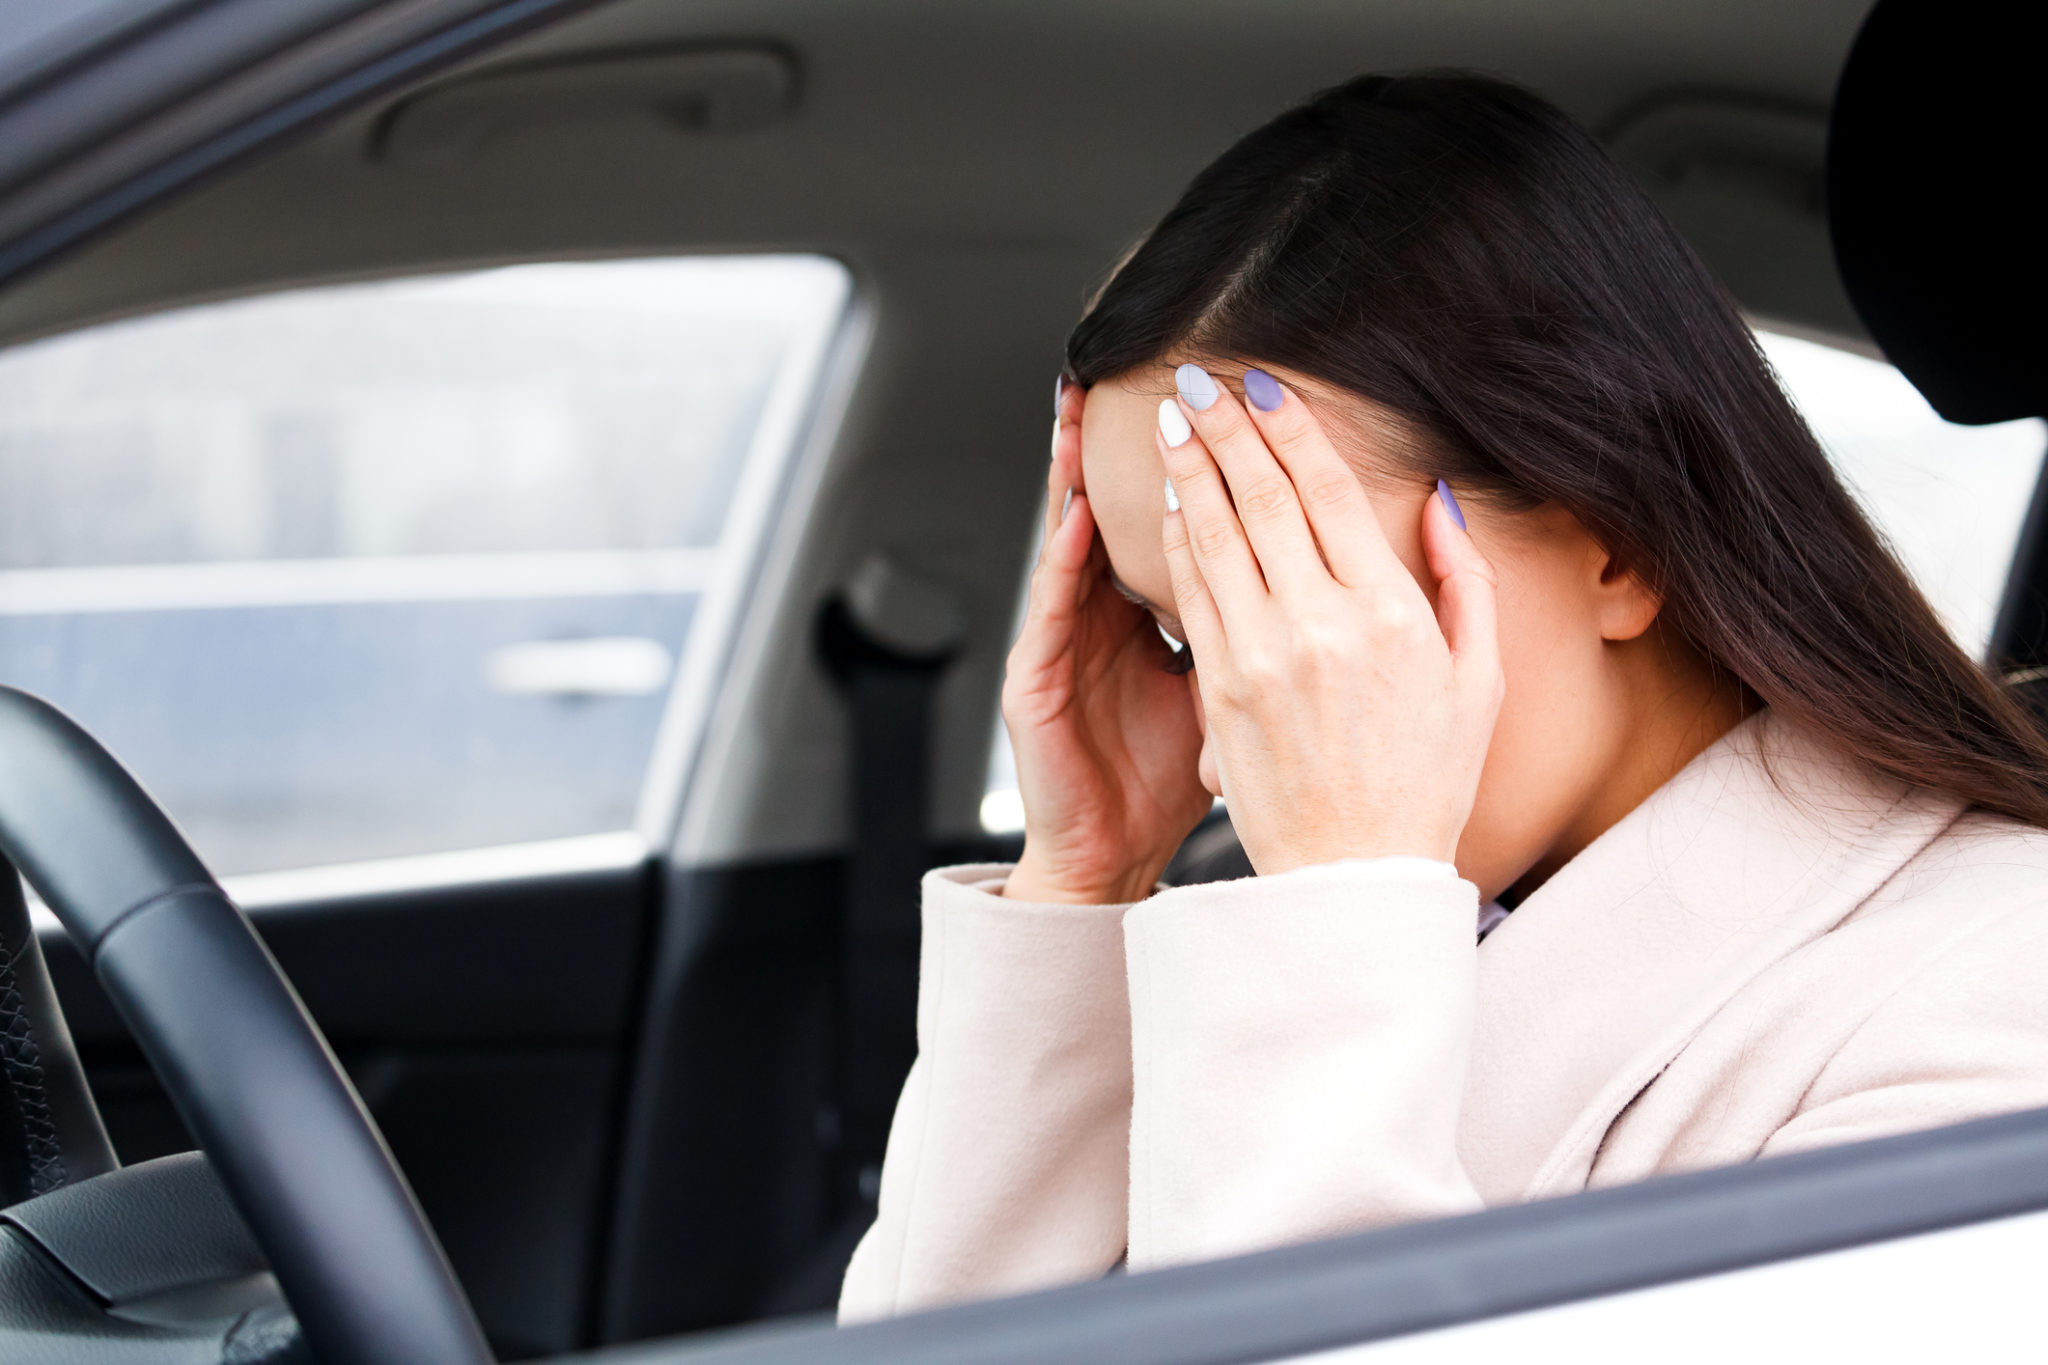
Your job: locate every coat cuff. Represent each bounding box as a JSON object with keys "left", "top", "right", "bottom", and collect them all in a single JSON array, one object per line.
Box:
[
  {"left": 1124, "top": 858, "right": 1483, "bottom": 1267},
  {"left": 840, "top": 864, "right": 1139, "bottom": 1318}
]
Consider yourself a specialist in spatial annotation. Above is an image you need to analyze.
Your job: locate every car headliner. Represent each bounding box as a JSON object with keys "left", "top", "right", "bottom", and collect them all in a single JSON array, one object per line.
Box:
[{"left": 0, "top": 0, "right": 1880, "bottom": 865}]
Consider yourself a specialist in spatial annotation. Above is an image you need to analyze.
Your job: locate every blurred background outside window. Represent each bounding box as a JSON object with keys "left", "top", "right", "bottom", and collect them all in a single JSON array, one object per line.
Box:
[
  {"left": 0, "top": 255, "right": 849, "bottom": 874},
  {"left": 980, "top": 329, "right": 2048, "bottom": 833}
]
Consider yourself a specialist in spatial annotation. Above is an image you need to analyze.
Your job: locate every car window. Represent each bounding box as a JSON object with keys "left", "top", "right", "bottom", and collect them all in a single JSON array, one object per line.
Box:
[
  {"left": 980, "top": 330, "right": 2048, "bottom": 832},
  {"left": 1755, "top": 330, "right": 2046, "bottom": 653},
  {"left": 0, "top": 255, "right": 849, "bottom": 875}
]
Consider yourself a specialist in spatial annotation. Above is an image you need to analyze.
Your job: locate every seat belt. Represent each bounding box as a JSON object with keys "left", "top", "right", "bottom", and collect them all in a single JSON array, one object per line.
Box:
[{"left": 773, "top": 555, "right": 961, "bottom": 1309}]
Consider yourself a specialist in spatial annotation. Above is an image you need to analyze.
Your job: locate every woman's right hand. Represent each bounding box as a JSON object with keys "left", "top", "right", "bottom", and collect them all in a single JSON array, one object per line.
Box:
[{"left": 1001, "top": 382, "right": 1213, "bottom": 904}]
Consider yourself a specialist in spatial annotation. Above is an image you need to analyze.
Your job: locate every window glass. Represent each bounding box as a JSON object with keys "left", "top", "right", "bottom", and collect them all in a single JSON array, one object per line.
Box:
[
  {"left": 979, "top": 330, "right": 2048, "bottom": 833},
  {"left": 0, "top": 256, "right": 849, "bottom": 874},
  {"left": 1756, "top": 330, "right": 2046, "bottom": 654}
]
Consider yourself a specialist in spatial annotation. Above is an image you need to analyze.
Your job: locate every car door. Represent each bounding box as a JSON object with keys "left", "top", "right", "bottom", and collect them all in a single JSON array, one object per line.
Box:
[{"left": 4, "top": 251, "right": 854, "bottom": 1359}]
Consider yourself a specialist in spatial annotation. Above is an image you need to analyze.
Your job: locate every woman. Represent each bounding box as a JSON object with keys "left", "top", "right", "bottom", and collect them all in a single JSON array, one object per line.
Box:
[{"left": 840, "top": 73, "right": 2048, "bottom": 1318}]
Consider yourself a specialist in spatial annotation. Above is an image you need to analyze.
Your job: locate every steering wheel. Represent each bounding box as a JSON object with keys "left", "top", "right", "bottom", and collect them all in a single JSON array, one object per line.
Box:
[{"left": 0, "top": 686, "right": 492, "bottom": 1365}]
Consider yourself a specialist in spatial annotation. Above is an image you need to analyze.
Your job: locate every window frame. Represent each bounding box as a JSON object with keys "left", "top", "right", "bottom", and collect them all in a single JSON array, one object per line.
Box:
[
  {"left": 0, "top": 0, "right": 605, "bottom": 291},
  {"left": 0, "top": 0, "right": 826, "bottom": 921},
  {"left": 0, "top": 0, "right": 887, "bottom": 889},
  {"left": 634, "top": 261, "right": 870, "bottom": 862},
  {"left": 570, "top": 1105, "right": 2048, "bottom": 1365},
  {"left": 3, "top": 249, "right": 859, "bottom": 909}
]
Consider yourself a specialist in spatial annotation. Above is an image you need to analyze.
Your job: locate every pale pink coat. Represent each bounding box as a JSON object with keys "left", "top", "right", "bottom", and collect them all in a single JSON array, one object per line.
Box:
[{"left": 839, "top": 712, "right": 2048, "bottom": 1320}]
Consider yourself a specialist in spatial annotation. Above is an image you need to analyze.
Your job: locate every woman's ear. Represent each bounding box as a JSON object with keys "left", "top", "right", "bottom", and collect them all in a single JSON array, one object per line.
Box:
[
  {"left": 1594, "top": 550, "right": 1662, "bottom": 642},
  {"left": 1532, "top": 504, "right": 1662, "bottom": 643}
]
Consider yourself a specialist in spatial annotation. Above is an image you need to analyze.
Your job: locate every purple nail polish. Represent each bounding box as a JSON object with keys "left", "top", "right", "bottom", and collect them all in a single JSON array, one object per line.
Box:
[
  {"left": 1436, "top": 479, "right": 1467, "bottom": 531},
  {"left": 1054, "top": 374, "right": 1065, "bottom": 416},
  {"left": 1244, "top": 369, "right": 1284, "bottom": 412}
]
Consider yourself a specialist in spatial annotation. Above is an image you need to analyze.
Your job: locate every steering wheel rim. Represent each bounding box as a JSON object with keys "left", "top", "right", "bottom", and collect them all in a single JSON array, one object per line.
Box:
[{"left": 0, "top": 685, "right": 493, "bottom": 1365}]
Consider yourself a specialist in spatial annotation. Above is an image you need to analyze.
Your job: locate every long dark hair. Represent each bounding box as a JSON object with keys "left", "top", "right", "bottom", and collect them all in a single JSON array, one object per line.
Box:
[{"left": 1065, "top": 72, "right": 2048, "bottom": 829}]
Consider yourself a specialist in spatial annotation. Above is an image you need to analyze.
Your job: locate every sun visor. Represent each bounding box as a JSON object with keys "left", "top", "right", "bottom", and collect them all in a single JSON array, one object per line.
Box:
[
  {"left": 1827, "top": 0, "right": 2046, "bottom": 424},
  {"left": 371, "top": 45, "right": 799, "bottom": 166}
]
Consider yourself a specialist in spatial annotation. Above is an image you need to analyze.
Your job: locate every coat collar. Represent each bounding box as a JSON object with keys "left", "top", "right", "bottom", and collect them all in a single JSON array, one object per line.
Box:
[{"left": 1457, "top": 711, "right": 1963, "bottom": 1202}]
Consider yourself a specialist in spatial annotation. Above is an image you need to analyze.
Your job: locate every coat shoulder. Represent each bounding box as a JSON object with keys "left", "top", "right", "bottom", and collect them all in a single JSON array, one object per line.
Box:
[
  {"left": 1839, "top": 809, "right": 2048, "bottom": 973},
  {"left": 1886, "top": 810, "right": 2048, "bottom": 907}
]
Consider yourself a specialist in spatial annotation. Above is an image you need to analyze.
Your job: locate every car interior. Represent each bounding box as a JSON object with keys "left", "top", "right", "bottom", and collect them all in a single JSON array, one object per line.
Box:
[{"left": 0, "top": 0, "right": 2042, "bottom": 1362}]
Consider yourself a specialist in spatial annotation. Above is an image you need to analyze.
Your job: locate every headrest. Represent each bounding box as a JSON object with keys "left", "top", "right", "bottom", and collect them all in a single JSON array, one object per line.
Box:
[{"left": 1827, "top": 0, "right": 2046, "bottom": 424}]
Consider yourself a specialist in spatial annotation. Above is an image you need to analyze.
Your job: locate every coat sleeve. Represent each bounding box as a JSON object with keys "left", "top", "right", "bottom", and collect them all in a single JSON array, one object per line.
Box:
[
  {"left": 1762, "top": 901, "right": 2048, "bottom": 1158},
  {"left": 1123, "top": 859, "right": 1486, "bottom": 1269},
  {"left": 838, "top": 865, "right": 1137, "bottom": 1321}
]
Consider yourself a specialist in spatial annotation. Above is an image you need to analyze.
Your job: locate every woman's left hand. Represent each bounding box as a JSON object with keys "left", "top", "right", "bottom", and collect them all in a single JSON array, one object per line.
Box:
[{"left": 1157, "top": 367, "right": 1504, "bottom": 876}]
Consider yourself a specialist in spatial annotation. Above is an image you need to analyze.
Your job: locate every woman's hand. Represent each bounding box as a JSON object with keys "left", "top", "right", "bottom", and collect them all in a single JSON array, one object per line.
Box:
[
  {"left": 1002, "top": 382, "right": 1213, "bottom": 904},
  {"left": 1156, "top": 366, "right": 1503, "bottom": 876}
]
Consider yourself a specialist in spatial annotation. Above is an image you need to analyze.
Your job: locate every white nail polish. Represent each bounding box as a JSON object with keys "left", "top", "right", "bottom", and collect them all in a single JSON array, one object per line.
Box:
[
  {"left": 1060, "top": 487, "right": 1074, "bottom": 522},
  {"left": 1164, "top": 478, "right": 1180, "bottom": 512},
  {"left": 1158, "top": 398, "right": 1193, "bottom": 448}
]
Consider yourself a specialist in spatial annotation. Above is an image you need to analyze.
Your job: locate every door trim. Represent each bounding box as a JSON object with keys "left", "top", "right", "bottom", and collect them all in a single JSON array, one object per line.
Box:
[{"left": 570, "top": 1104, "right": 2048, "bottom": 1365}]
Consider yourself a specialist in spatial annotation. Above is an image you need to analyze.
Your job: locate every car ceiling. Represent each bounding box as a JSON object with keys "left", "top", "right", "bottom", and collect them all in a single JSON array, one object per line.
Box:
[{"left": 0, "top": 0, "right": 1880, "bottom": 862}]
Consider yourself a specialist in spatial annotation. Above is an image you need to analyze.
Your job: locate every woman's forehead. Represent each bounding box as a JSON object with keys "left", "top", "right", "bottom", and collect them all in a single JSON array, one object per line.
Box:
[
  {"left": 1075, "top": 364, "right": 1437, "bottom": 603},
  {"left": 1078, "top": 377, "right": 1174, "bottom": 606}
]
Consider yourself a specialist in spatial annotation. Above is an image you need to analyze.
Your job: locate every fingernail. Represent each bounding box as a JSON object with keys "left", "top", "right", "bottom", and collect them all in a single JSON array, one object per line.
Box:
[
  {"left": 1158, "top": 398, "right": 1193, "bottom": 448},
  {"left": 1244, "top": 368, "right": 1284, "bottom": 412},
  {"left": 1054, "top": 374, "right": 1065, "bottom": 417},
  {"left": 1061, "top": 487, "right": 1074, "bottom": 522},
  {"left": 1164, "top": 478, "right": 1181, "bottom": 512},
  {"left": 1174, "top": 364, "right": 1219, "bottom": 411},
  {"left": 1436, "top": 478, "right": 1467, "bottom": 531}
]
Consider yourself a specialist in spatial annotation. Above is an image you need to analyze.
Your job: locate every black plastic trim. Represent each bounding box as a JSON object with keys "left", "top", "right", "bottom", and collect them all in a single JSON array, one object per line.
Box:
[
  {"left": 1, "top": 1152, "right": 264, "bottom": 1304},
  {"left": 41, "top": 857, "right": 650, "bottom": 1051},
  {"left": 576, "top": 1103, "right": 2048, "bottom": 1364},
  {"left": 36, "top": 851, "right": 653, "bottom": 1355}
]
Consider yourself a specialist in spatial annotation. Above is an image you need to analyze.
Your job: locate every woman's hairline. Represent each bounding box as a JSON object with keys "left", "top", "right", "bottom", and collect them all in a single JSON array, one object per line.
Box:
[{"left": 1081, "top": 352, "right": 1486, "bottom": 505}]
